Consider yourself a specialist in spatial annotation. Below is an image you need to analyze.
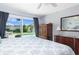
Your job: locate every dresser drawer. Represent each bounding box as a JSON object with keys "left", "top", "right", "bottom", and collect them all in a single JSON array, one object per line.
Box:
[
  {"left": 77, "top": 49, "right": 79, "bottom": 55},
  {"left": 55, "top": 35, "right": 74, "bottom": 50},
  {"left": 75, "top": 39, "right": 79, "bottom": 48},
  {"left": 74, "top": 48, "right": 79, "bottom": 55}
]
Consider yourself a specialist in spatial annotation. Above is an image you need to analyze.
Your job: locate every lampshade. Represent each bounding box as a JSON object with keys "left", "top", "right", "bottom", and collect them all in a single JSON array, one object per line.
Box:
[{"left": 56, "top": 26, "right": 60, "bottom": 30}]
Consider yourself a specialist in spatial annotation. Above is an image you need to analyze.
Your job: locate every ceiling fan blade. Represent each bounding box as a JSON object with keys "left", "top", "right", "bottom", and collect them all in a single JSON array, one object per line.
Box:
[{"left": 37, "top": 3, "right": 42, "bottom": 9}]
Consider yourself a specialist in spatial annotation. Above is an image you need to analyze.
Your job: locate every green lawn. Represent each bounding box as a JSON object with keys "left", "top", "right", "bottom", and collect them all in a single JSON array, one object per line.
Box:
[{"left": 13, "top": 32, "right": 34, "bottom": 35}]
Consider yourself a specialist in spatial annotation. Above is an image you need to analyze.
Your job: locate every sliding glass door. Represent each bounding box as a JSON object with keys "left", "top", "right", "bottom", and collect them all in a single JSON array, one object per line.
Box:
[
  {"left": 6, "top": 16, "right": 35, "bottom": 37},
  {"left": 6, "top": 18, "right": 21, "bottom": 37},
  {"left": 23, "top": 19, "right": 34, "bottom": 35}
]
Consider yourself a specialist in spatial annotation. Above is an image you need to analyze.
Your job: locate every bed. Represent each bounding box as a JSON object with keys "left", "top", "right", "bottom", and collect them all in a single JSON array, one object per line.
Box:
[{"left": 0, "top": 36, "right": 75, "bottom": 55}]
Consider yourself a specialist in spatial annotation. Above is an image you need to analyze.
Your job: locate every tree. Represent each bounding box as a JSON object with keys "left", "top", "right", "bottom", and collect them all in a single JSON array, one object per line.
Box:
[
  {"left": 27, "top": 25, "right": 33, "bottom": 32},
  {"left": 23, "top": 25, "right": 28, "bottom": 32},
  {"left": 13, "top": 29, "right": 20, "bottom": 33}
]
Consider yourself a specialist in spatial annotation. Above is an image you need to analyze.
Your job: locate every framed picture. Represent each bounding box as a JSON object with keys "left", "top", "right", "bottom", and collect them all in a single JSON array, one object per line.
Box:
[{"left": 61, "top": 15, "right": 79, "bottom": 31}]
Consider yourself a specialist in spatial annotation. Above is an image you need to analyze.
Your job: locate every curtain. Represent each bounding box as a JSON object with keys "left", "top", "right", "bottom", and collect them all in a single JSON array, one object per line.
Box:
[
  {"left": 33, "top": 17, "right": 39, "bottom": 37},
  {"left": 0, "top": 11, "right": 9, "bottom": 38}
]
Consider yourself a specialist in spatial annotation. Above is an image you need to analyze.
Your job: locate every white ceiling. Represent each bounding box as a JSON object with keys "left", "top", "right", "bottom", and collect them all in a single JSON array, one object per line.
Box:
[{"left": 0, "top": 3, "right": 79, "bottom": 17}]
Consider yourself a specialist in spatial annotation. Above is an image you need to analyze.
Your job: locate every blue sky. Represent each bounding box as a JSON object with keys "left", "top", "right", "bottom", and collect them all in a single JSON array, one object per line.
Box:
[
  {"left": 23, "top": 19, "right": 33, "bottom": 25},
  {"left": 7, "top": 18, "right": 33, "bottom": 25}
]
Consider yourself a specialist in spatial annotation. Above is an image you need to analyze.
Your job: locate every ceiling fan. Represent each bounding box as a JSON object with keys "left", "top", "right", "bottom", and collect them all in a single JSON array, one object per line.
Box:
[{"left": 37, "top": 3, "right": 58, "bottom": 9}]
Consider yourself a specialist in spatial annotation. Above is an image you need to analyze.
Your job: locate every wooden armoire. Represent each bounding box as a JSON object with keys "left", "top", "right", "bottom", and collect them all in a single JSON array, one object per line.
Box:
[{"left": 39, "top": 23, "right": 53, "bottom": 41}]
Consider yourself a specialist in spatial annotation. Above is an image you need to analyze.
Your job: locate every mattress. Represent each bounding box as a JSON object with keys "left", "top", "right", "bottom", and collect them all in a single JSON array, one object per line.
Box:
[{"left": 0, "top": 36, "right": 75, "bottom": 55}]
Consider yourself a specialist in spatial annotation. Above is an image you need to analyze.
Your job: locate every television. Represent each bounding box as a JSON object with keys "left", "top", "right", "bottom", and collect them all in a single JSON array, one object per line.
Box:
[{"left": 61, "top": 15, "right": 79, "bottom": 31}]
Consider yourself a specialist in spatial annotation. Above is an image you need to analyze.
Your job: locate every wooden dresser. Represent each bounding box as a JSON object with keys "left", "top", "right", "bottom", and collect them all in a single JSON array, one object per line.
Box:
[
  {"left": 39, "top": 23, "right": 53, "bottom": 41},
  {"left": 54, "top": 35, "right": 79, "bottom": 55}
]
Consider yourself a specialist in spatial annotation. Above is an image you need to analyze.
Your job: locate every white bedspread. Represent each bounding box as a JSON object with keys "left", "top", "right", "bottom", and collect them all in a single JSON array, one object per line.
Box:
[{"left": 0, "top": 36, "right": 75, "bottom": 55}]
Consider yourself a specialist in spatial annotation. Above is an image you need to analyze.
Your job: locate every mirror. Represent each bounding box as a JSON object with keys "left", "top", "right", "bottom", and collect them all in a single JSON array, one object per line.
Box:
[{"left": 61, "top": 15, "right": 79, "bottom": 31}]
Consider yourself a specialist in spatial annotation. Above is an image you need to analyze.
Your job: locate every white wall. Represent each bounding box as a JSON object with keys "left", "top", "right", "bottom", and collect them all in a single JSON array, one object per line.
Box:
[
  {"left": 44, "top": 5, "right": 79, "bottom": 40},
  {"left": 39, "top": 16, "right": 45, "bottom": 24}
]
